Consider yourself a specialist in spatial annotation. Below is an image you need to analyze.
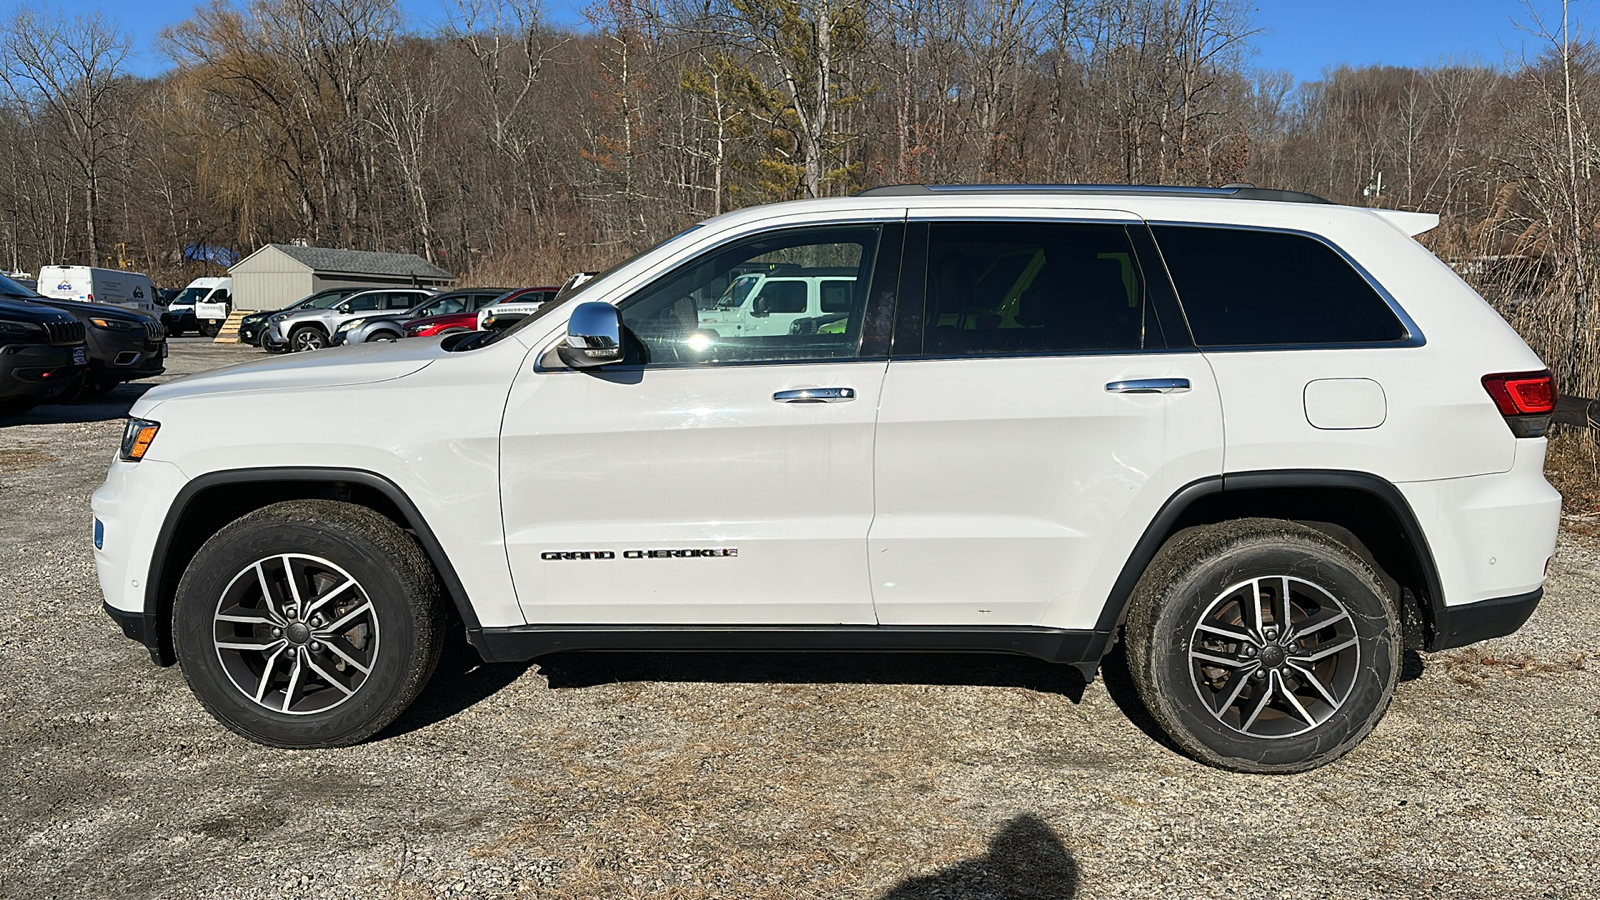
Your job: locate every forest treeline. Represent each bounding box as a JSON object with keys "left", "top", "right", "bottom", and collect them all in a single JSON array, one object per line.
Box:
[{"left": 4, "top": 0, "right": 1600, "bottom": 393}]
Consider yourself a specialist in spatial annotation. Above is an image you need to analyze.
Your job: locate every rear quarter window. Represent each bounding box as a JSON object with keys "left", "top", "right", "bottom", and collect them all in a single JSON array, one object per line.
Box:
[{"left": 1151, "top": 225, "right": 1408, "bottom": 347}]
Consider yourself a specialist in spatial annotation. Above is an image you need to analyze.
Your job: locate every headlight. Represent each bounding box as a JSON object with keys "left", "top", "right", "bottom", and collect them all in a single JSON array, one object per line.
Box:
[
  {"left": 120, "top": 418, "right": 160, "bottom": 462},
  {"left": 0, "top": 319, "right": 46, "bottom": 339},
  {"left": 89, "top": 317, "right": 142, "bottom": 331},
  {"left": 335, "top": 319, "right": 361, "bottom": 333}
]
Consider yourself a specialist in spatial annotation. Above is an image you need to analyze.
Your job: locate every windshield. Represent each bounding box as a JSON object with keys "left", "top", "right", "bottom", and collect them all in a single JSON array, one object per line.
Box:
[
  {"left": 463, "top": 225, "right": 704, "bottom": 351},
  {"left": 411, "top": 295, "right": 467, "bottom": 318},
  {"left": 0, "top": 273, "right": 40, "bottom": 299},
  {"left": 170, "top": 287, "right": 209, "bottom": 306},
  {"left": 715, "top": 273, "right": 762, "bottom": 309}
]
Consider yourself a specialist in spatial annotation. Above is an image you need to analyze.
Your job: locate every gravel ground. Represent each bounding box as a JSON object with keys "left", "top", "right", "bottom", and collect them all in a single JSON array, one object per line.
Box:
[{"left": 0, "top": 339, "right": 1595, "bottom": 899}]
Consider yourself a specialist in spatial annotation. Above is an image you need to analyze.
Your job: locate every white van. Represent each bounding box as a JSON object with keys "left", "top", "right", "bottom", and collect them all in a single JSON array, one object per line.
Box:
[
  {"left": 37, "top": 265, "right": 157, "bottom": 314},
  {"left": 168, "top": 277, "right": 234, "bottom": 336}
]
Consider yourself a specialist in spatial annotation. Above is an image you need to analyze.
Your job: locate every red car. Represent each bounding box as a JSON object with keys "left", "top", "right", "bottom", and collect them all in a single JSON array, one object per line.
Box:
[
  {"left": 402, "top": 287, "right": 559, "bottom": 338},
  {"left": 402, "top": 310, "right": 480, "bottom": 338}
]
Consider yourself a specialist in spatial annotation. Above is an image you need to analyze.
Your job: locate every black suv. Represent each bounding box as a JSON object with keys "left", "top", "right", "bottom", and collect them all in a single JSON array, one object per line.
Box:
[
  {"left": 0, "top": 296, "right": 87, "bottom": 415},
  {"left": 1, "top": 274, "right": 167, "bottom": 396}
]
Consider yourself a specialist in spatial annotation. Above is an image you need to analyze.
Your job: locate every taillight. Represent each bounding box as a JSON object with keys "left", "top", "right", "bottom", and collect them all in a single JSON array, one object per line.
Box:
[{"left": 1482, "top": 369, "right": 1557, "bottom": 437}]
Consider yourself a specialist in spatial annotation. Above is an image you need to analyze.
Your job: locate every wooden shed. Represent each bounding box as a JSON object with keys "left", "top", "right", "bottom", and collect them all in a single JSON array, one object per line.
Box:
[{"left": 228, "top": 244, "right": 454, "bottom": 311}]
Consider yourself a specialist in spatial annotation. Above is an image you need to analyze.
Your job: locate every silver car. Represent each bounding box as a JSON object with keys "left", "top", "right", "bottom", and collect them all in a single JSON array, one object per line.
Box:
[
  {"left": 270, "top": 288, "right": 434, "bottom": 351},
  {"left": 331, "top": 289, "right": 508, "bottom": 346}
]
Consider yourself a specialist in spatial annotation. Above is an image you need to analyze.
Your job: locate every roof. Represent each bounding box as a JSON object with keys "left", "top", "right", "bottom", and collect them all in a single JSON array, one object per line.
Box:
[
  {"left": 855, "top": 183, "right": 1334, "bottom": 204},
  {"left": 243, "top": 244, "right": 454, "bottom": 280}
]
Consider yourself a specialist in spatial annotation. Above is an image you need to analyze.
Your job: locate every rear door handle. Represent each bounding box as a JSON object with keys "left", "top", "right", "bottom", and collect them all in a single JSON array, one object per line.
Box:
[
  {"left": 1106, "top": 378, "right": 1191, "bottom": 394},
  {"left": 774, "top": 387, "right": 855, "bottom": 403}
]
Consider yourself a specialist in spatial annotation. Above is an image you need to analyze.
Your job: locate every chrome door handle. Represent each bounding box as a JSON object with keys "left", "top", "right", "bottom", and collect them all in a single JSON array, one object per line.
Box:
[
  {"left": 774, "top": 387, "right": 856, "bottom": 403},
  {"left": 1106, "top": 378, "right": 1191, "bottom": 394}
]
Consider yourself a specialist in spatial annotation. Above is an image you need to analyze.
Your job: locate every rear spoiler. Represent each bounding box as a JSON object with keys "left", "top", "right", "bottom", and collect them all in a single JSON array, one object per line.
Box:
[{"left": 1373, "top": 209, "right": 1440, "bottom": 237}]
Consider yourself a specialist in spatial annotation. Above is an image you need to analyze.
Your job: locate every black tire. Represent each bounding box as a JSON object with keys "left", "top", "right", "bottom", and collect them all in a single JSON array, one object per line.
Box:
[
  {"left": 368, "top": 329, "right": 400, "bottom": 343},
  {"left": 199, "top": 321, "right": 221, "bottom": 337},
  {"left": 80, "top": 376, "right": 118, "bottom": 398},
  {"left": 290, "top": 325, "right": 327, "bottom": 352},
  {"left": 1125, "top": 518, "right": 1399, "bottom": 774},
  {"left": 173, "top": 500, "right": 446, "bottom": 748}
]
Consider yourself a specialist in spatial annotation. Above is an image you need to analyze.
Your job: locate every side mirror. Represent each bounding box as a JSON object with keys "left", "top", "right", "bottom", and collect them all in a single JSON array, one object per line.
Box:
[
  {"left": 557, "top": 301, "right": 624, "bottom": 368},
  {"left": 751, "top": 295, "right": 769, "bottom": 317}
]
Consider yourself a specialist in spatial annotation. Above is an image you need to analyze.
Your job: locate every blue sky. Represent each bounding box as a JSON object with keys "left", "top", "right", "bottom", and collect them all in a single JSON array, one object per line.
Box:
[{"left": 7, "top": 0, "right": 1587, "bottom": 82}]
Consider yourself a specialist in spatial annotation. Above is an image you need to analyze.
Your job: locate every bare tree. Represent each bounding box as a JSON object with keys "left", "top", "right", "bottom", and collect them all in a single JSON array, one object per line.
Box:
[{"left": 0, "top": 8, "right": 132, "bottom": 265}]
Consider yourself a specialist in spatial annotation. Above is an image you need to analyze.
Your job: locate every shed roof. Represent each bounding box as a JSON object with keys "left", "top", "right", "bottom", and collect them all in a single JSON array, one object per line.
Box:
[{"left": 238, "top": 244, "right": 453, "bottom": 281}]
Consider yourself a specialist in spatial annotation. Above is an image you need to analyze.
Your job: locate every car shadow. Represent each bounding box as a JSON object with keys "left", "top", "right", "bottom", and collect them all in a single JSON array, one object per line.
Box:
[
  {"left": 536, "top": 650, "right": 1090, "bottom": 702},
  {"left": 377, "top": 631, "right": 535, "bottom": 740},
  {"left": 2, "top": 382, "right": 155, "bottom": 426},
  {"left": 877, "top": 813, "right": 1079, "bottom": 899},
  {"left": 1094, "top": 645, "right": 1180, "bottom": 754}
]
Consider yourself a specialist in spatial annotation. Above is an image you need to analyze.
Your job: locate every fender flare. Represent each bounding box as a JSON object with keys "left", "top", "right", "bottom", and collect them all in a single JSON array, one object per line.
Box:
[
  {"left": 1089, "top": 469, "right": 1447, "bottom": 657},
  {"left": 142, "top": 466, "right": 483, "bottom": 665}
]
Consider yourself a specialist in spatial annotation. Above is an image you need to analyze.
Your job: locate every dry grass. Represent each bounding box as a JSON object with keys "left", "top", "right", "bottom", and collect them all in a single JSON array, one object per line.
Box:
[
  {"left": 1436, "top": 649, "right": 1592, "bottom": 687},
  {"left": 1544, "top": 430, "right": 1600, "bottom": 533}
]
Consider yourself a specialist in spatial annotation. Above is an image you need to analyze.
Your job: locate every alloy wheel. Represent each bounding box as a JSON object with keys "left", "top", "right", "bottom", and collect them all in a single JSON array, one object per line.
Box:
[
  {"left": 1187, "top": 575, "right": 1359, "bottom": 739},
  {"left": 212, "top": 554, "right": 380, "bottom": 715}
]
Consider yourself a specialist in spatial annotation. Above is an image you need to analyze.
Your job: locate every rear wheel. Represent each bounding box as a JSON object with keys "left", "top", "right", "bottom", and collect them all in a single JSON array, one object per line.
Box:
[
  {"left": 173, "top": 500, "right": 446, "bottom": 748},
  {"left": 1125, "top": 519, "right": 1399, "bottom": 773}
]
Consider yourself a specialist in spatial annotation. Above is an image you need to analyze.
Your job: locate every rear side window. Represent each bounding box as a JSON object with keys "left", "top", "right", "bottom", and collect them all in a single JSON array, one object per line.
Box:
[
  {"left": 820, "top": 280, "right": 853, "bottom": 313},
  {"left": 1151, "top": 225, "right": 1407, "bottom": 347},
  {"left": 755, "top": 281, "right": 806, "bottom": 314},
  {"left": 920, "top": 221, "right": 1156, "bottom": 356}
]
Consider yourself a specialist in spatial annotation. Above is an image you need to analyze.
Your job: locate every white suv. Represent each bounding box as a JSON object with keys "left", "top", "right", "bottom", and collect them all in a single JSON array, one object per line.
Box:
[{"left": 93, "top": 185, "right": 1561, "bottom": 772}]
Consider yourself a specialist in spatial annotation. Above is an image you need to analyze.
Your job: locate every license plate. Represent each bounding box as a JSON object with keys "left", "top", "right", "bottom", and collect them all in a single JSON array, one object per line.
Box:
[
  {"left": 160, "top": 343, "right": 169, "bottom": 358},
  {"left": 72, "top": 348, "right": 87, "bottom": 365}
]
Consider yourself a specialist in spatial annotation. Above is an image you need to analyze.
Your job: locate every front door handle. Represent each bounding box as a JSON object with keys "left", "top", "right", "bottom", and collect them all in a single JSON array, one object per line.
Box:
[
  {"left": 774, "top": 387, "right": 856, "bottom": 403},
  {"left": 1106, "top": 378, "right": 1191, "bottom": 394}
]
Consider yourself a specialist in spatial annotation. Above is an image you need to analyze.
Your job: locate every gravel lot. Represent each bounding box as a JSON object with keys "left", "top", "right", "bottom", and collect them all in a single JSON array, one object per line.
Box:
[{"left": 1, "top": 339, "right": 1596, "bottom": 899}]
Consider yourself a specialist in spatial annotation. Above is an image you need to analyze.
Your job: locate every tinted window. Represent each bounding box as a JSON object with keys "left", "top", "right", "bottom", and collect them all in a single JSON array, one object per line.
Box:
[
  {"left": 755, "top": 280, "right": 806, "bottom": 314},
  {"left": 1152, "top": 226, "right": 1406, "bottom": 346},
  {"left": 387, "top": 293, "right": 418, "bottom": 310},
  {"left": 619, "top": 225, "right": 882, "bottom": 366},
  {"left": 348, "top": 294, "right": 383, "bottom": 311},
  {"left": 922, "top": 222, "right": 1154, "bottom": 356},
  {"left": 820, "top": 280, "right": 853, "bottom": 313}
]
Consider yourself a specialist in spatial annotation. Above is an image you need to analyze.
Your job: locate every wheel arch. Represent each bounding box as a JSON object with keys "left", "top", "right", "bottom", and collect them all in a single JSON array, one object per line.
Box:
[
  {"left": 1094, "top": 469, "right": 1447, "bottom": 660},
  {"left": 141, "top": 467, "right": 481, "bottom": 666}
]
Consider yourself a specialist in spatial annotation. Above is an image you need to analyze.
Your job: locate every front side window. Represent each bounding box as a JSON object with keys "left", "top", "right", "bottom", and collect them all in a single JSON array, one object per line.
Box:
[
  {"left": 1151, "top": 225, "right": 1408, "bottom": 347},
  {"left": 920, "top": 221, "right": 1156, "bottom": 356},
  {"left": 617, "top": 225, "right": 884, "bottom": 366}
]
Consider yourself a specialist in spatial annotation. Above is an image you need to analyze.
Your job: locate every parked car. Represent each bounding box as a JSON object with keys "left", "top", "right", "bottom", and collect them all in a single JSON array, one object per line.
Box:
[
  {"left": 696, "top": 269, "right": 858, "bottom": 338},
  {"left": 21, "top": 294, "right": 167, "bottom": 395},
  {"left": 0, "top": 281, "right": 88, "bottom": 415},
  {"left": 163, "top": 277, "right": 233, "bottom": 336},
  {"left": 401, "top": 310, "right": 480, "bottom": 339},
  {"left": 476, "top": 287, "right": 560, "bottom": 331},
  {"left": 94, "top": 184, "right": 1560, "bottom": 774},
  {"left": 243, "top": 287, "right": 368, "bottom": 352},
  {"left": 37, "top": 265, "right": 158, "bottom": 315},
  {"left": 270, "top": 288, "right": 435, "bottom": 351},
  {"left": 331, "top": 288, "right": 508, "bottom": 346}
]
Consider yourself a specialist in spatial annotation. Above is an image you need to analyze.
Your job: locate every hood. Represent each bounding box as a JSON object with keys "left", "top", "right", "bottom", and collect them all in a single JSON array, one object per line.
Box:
[
  {"left": 25, "top": 297, "right": 159, "bottom": 324},
  {"left": 0, "top": 296, "right": 77, "bottom": 326},
  {"left": 137, "top": 340, "right": 441, "bottom": 408}
]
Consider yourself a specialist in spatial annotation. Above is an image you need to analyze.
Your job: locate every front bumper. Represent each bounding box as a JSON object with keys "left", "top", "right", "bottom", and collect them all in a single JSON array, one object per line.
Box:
[
  {"left": 85, "top": 329, "right": 166, "bottom": 382},
  {"left": 1, "top": 342, "right": 88, "bottom": 401}
]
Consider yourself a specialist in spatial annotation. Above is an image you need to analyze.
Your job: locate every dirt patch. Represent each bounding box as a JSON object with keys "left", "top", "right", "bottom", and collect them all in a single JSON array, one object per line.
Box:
[
  {"left": 1437, "top": 649, "right": 1593, "bottom": 686},
  {"left": 0, "top": 447, "right": 56, "bottom": 472}
]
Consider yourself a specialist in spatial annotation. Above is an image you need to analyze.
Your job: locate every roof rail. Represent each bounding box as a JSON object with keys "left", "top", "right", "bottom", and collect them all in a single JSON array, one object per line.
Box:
[{"left": 853, "top": 183, "right": 1334, "bottom": 204}]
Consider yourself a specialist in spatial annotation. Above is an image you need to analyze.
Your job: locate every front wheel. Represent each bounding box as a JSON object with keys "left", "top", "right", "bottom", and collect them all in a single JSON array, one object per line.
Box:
[
  {"left": 1125, "top": 519, "right": 1399, "bottom": 773},
  {"left": 368, "top": 330, "right": 399, "bottom": 343},
  {"left": 290, "top": 326, "right": 327, "bottom": 352},
  {"left": 173, "top": 500, "right": 446, "bottom": 748}
]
